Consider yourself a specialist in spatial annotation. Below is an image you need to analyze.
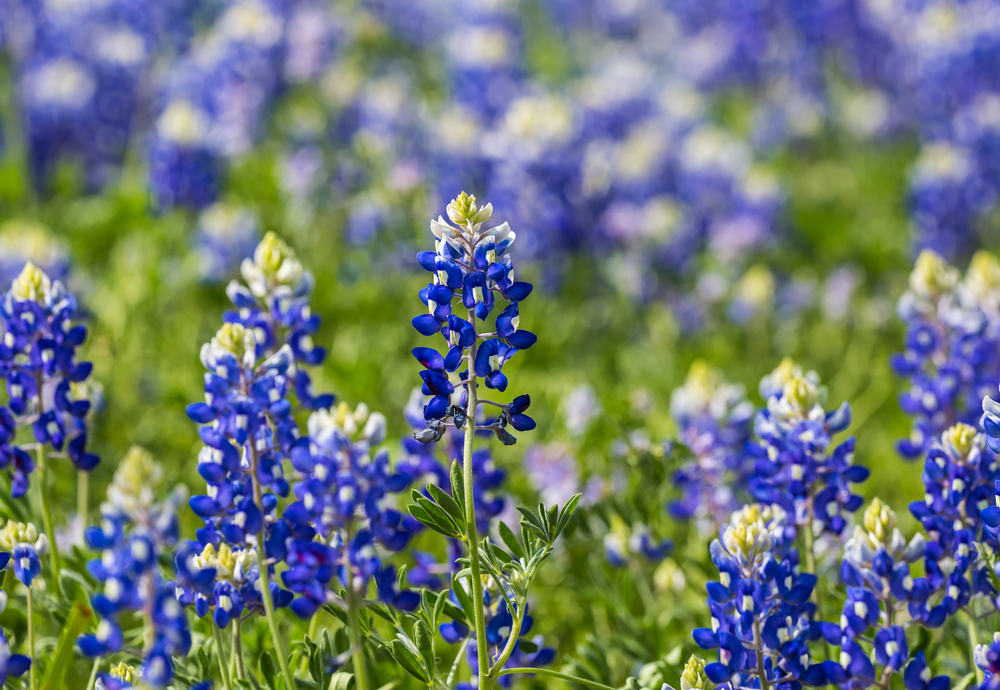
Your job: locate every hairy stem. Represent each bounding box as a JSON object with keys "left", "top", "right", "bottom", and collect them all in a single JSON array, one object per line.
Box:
[
  {"left": 495, "top": 667, "right": 619, "bottom": 690},
  {"left": 249, "top": 445, "right": 297, "bottom": 690},
  {"left": 27, "top": 587, "right": 36, "bottom": 690},
  {"left": 463, "top": 317, "right": 490, "bottom": 681},
  {"left": 485, "top": 608, "right": 523, "bottom": 688},
  {"left": 212, "top": 622, "right": 234, "bottom": 690},
  {"left": 346, "top": 521, "right": 370, "bottom": 690},
  {"left": 753, "top": 618, "right": 770, "bottom": 690},
  {"left": 446, "top": 637, "right": 471, "bottom": 689}
]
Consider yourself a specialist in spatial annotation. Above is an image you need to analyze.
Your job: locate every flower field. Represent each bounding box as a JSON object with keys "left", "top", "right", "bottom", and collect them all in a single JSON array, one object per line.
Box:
[{"left": 0, "top": 0, "right": 998, "bottom": 689}]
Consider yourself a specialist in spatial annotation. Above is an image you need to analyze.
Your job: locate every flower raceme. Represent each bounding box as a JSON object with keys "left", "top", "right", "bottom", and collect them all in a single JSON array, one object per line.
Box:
[{"left": 411, "top": 192, "right": 537, "bottom": 446}]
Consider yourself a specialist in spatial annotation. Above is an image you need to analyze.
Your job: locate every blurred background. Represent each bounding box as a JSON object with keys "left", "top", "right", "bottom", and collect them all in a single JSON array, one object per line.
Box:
[{"left": 0, "top": 0, "right": 997, "bottom": 682}]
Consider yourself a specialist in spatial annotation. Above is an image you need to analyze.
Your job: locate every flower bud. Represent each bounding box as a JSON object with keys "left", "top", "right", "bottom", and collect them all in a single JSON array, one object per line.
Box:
[
  {"left": 909, "top": 249, "right": 958, "bottom": 301},
  {"left": 108, "top": 446, "right": 163, "bottom": 518},
  {"left": 679, "top": 655, "right": 711, "bottom": 690},
  {"left": 943, "top": 422, "right": 978, "bottom": 459},
  {"left": 0, "top": 522, "right": 39, "bottom": 550},
  {"left": 109, "top": 661, "right": 137, "bottom": 683},
  {"left": 964, "top": 251, "right": 1000, "bottom": 305},
  {"left": 862, "top": 497, "right": 897, "bottom": 546},
  {"left": 11, "top": 262, "right": 52, "bottom": 304},
  {"left": 446, "top": 191, "right": 479, "bottom": 226}
]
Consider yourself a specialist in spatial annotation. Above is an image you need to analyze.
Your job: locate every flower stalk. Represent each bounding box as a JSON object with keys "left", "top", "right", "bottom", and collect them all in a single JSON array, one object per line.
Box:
[{"left": 463, "top": 329, "right": 490, "bottom": 681}]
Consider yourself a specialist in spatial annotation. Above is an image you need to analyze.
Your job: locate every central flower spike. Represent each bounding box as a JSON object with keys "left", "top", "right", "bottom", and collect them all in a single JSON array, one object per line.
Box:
[{"left": 411, "top": 192, "right": 537, "bottom": 446}]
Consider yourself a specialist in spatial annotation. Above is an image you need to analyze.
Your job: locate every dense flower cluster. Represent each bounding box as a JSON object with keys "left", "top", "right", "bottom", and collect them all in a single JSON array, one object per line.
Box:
[
  {"left": 279, "top": 401, "right": 420, "bottom": 617},
  {"left": 825, "top": 499, "right": 940, "bottom": 688},
  {"left": 78, "top": 446, "right": 191, "bottom": 687},
  {"left": 184, "top": 232, "right": 335, "bottom": 624},
  {"left": 892, "top": 250, "right": 1000, "bottom": 458},
  {"left": 750, "top": 358, "right": 867, "bottom": 537},
  {"left": 692, "top": 503, "right": 825, "bottom": 689},
  {"left": 411, "top": 192, "right": 537, "bottom": 446},
  {"left": 0, "top": 520, "right": 47, "bottom": 588},
  {"left": 668, "top": 360, "right": 755, "bottom": 533},
  {"left": 0, "top": 262, "right": 100, "bottom": 496}
]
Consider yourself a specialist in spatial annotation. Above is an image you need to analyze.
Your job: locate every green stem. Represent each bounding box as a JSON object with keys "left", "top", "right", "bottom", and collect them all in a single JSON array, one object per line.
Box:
[
  {"left": 250, "top": 447, "right": 297, "bottom": 690},
  {"left": 346, "top": 522, "right": 370, "bottom": 690},
  {"left": 495, "top": 668, "right": 618, "bottom": 690},
  {"left": 802, "top": 495, "right": 829, "bottom": 661},
  {"left": 446, "top": 637, "right": 471, "bottom": 689},
  {"left": 463, "top": 323, "right": 490, "bottom": 682},
  {"left": 84, "top": 657, "right": 99, "bottom": 690},
  {"left": 485, "top": 610, "right": 523, "bottom": 689},
  {"left": 77, "top": 469, "right": 88, "bottom": 538},
  {"left": 753, "top": 618, "right": 770, "bottom": 690},
  {"left": 27, "top": 587, "right": 36, "bottom": 690},
  {"left": 299, "top": 613, "right": 320, "bottom": 674},
  {"left": 36, "top": 440, "right": 61, "bottom": 595},
  {"left": 968, "top": 609, "right": 984, "bottom": 684},
  {"left": 212, "top": 622, "right": 234, "bottom": 690},
  {"left": 232, "top": 617, "right": 246, "bottom": 681}
]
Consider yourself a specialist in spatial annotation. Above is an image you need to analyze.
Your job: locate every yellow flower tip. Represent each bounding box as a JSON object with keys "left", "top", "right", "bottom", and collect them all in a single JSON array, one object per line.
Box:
[
  {"left": 910, "top": 249, "right": 958, "bottom": 299},
  {"left": 862, "top": 497, "right": 897, "bottom": 544},
  {"left": 109, "top": 661, "right": 137, "bottom": 682},
  {"left": 680, "top": 655, "right": 711, "bottom": 690},
  {"left": 943, "top": 422, "right": 978, "bottom": 458},
  {"left": 11, "top": 261, "right": 52, "bottom": 304},
  {"left": 212, "top": 322, "right": 256, "bottom": 360},
  {"left": 966, "top": 251, "right": 1000, "bottom": 300},
  {"left": 0, "top": 521, "right": 39, "bottom": 551}
]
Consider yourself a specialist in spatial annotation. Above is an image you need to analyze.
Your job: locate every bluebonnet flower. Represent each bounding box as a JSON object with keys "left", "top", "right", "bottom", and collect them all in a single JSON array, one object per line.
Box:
[
  {"left": 411, "top": 193, "right": 537, "bottom": 447},
  {"left": 667, "top": 360, "right": 755, "bottom": 534},
  {"left": 976, "top": 632, "right": 1000, "bottom": 690},
  {"left": 0, "top": 631, "right": 30, "bottom": 687},
  {"left": 0, "top": 262, "right": 101, "bottom": 496},
  {"left": 825, "top": 499, "right": 948, "bottom": 688},
  {"left": 77, "top": 447, "right": 191, "bottom": 688},
  {"left": 279, "top": 401, "right": 420, "bottom": 617},
  {"left": 750, "top": 358, "right": 866, "bottom": 538},
  {"left": 184, "top": 232, "right": 339, "bottom": 666},
  {"left": 174, "top": 540, "right": 273, "bottom": 629},
  {"left": 692, "top": 504, "right": 827, "bottom": 690},
  {"left": 0, "top": 521, "right": 48, "bottom": 587},
  {"left": 892, "top": 250, "right": 1000, "bottom": 458},
  {"left": 905, "top": 423, "right": 999, "bottom": 625}
]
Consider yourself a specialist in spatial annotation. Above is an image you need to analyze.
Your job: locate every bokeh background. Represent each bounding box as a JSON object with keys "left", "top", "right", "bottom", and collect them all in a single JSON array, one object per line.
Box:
[{"left": 0, "top": 0, "right": 997, "bottom": 683}]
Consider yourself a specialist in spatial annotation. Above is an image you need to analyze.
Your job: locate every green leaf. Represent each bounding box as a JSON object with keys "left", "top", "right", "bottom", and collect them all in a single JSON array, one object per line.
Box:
[
  {"left": 408, "top": 500, "right": 462, "bottom": 538},
  {"left": 428, "top": 483, "right": 465, "bottom": 525},
  {"left": 388, "top": 639, "right": 430, "bottom": 683},
  {"left": 328, "top": 672, "right": 356, "bottom": 690},
  {"left": 555, "top": 494, "right": 582, "bottom": 538},
  {"left": 260, "top": 651, "right": 277, "bottom": 685},
  {"left": 414, "top": 620, "right": 434, "bottom": 678},
  {"left": 432, "top": 590, "right": 448, "bottom": 628},
  {"left": 953, "top": 673, "right": 976, "bottom": 690},
  {"left": 40, "top": 601, "right": 93, "bottom": 690},
  {"left": 450, "top": 460, "right": 466, "bottom": 518},
  {"left": 517, "top": 507, "right": 546, "bottom": 539},
  {"left": 450, "top": 574, "right": 478, "bottom": 628},
  {"left": 498, "top": 521, "right": 525, "bottom": 561}
]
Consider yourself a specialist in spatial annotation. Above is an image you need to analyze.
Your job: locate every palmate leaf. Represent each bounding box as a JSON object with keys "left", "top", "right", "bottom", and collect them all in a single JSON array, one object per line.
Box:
[{"left": 408, "top": 487, "right": 465, "bottom": 539}]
